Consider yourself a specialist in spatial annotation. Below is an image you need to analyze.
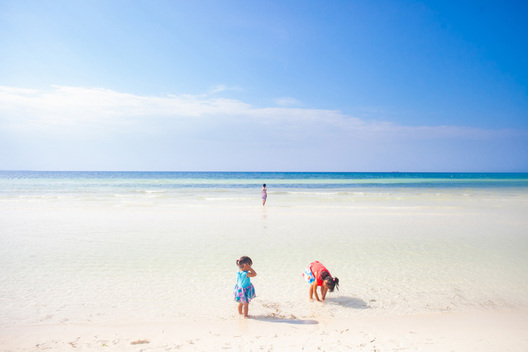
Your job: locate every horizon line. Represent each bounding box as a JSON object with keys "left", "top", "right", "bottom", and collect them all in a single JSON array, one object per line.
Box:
[{"left": 2, "top": 170, "right": 528, "bottom": 174}]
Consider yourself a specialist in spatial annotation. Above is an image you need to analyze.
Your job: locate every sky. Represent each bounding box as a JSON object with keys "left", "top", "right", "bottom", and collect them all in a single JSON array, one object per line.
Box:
[{"left": 1, "top": 0, "right": 527, "bottom": 172}]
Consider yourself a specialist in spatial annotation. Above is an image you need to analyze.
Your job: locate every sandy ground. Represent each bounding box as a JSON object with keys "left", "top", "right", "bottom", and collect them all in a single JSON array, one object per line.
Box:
[{"left": 2, "top": 310, "right": 527, "bottom": 351}]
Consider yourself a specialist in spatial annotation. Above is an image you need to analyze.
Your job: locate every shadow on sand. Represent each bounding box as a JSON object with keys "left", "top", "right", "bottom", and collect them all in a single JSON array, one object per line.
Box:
[
  {"left": 325, "top": 296, "right": 370, "bottom": 309},
  {"left": 250, "top": 315, "right": 319, "bottom": 325}
]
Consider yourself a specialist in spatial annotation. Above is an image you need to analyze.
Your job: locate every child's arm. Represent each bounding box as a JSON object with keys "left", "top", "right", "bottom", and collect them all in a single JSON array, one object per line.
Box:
[
  {"left": 321, "top": 286, "right": 328, "bottom": 300},
  {"left": 246, "top": 266, "right": 257, "bottom": 278},
  {"left": 312, "top": 282, "right": 321, "bottom": 301}
]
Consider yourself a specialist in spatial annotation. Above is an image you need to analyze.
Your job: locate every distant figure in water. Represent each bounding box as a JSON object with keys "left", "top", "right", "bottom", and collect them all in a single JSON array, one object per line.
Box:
[
  {"left": 234, "top": 256, "right": 257, "bottom": 318},
  {"left": 302, "top": 261, "right": 339, "bottom": 301},
  {"left": 261, "top": 184, "right": 267, "bottom": 206}
]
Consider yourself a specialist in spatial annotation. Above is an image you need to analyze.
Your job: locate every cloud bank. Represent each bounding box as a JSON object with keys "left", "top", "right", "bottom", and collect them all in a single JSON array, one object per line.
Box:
[{"left": 0, "top": 86, "right": 526, "bottom": 171}]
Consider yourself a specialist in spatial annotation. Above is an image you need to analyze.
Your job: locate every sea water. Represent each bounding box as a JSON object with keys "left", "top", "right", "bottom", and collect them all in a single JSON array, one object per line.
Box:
[{"left": 1, "top": 171, "right": 528, "bottom": 327}]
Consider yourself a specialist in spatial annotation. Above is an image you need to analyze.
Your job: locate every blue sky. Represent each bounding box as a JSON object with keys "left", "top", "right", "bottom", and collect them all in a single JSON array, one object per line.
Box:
[{"left": 1, "top": 0, "right": 527, "bottom": 171}]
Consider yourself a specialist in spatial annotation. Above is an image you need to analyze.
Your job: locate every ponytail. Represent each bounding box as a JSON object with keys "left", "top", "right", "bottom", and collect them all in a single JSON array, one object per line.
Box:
[{"left": 324, "top": 276, "right": 340, "bottom": 292}]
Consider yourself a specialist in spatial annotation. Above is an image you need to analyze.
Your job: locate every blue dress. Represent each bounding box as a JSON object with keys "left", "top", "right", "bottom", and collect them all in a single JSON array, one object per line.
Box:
[{"left": 233, "top": 271, "right": 256, "bottom": 303}]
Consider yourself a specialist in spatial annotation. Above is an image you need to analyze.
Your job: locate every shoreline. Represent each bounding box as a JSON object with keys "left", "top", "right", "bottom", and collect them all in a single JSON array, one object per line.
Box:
[{"left": 2, "top": 310, "right": 527, "bottom": 351}]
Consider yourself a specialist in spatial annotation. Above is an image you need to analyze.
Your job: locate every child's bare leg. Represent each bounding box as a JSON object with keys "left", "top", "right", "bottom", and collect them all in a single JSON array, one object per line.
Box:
[
  {"left": 243, "top": 303, "right": 249, "bottom": 318},
  {"left": 238, "top": 303, "right": 243, "bottom": 315}
]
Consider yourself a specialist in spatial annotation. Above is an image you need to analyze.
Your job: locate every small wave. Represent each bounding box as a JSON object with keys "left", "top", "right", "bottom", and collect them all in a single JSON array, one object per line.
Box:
[
  {"left": 204, "top": 197, "right": 252, "bottom": 201},
  {"left": 134, "top": 190, "right": 167, "bottom": 194}
]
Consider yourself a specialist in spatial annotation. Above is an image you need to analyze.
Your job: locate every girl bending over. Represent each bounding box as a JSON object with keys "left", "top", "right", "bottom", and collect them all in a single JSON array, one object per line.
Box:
[{"left": 302, "top": 261, "right": 339, "bottom": 301}]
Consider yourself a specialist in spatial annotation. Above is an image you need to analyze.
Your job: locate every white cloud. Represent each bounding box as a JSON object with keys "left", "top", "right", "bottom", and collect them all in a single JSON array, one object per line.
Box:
[
  {"left": 0, "top": 85, "right": 524, "bottom": 142},
  {"left": 207, "top": 84, "right": 241, "bottom": 95},
  {"left": 1, "top": 85, "right": 526, "bottom": 171}
]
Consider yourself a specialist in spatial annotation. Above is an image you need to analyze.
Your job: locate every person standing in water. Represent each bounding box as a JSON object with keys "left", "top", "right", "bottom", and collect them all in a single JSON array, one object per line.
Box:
[{"left": 261, "top": 184, "right": 267, "bottom": 206}]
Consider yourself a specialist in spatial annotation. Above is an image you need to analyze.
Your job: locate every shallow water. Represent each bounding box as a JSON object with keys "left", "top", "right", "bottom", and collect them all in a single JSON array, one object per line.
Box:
[{"left": 1, "top": 172, "right": 528, "bottom": 327}]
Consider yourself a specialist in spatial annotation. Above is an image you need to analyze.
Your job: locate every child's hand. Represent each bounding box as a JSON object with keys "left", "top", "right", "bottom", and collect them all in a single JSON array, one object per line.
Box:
[{"left": 246, "top": 265, "right": 257, "bottom": 277}]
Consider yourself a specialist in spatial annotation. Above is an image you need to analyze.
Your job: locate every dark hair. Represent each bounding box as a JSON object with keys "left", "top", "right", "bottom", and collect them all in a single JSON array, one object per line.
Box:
[
  {"left": 236, "top": 256, "right": 253, "bottom": 268},
  {"left": 263, "top": 184, "right": 266, "bottom": 188},
  {"left": 323, "top": 275, "right": 340, "bottom": 292}
]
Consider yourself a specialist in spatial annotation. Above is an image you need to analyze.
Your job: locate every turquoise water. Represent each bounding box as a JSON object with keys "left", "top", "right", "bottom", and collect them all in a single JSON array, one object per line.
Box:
[
  {"left": 1, "top": 171, "right": 528, "bottom": 326},
  {"left": 2, "top": 171, "right": 527, "bottom": 208},
  {"left": 2, "top": 171, "right": 528, "bottom": 191}
]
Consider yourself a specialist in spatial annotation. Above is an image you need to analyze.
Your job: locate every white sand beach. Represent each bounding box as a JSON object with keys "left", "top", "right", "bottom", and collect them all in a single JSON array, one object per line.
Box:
[
  {"left": 2, "top": 181, "right": 528, "bottom": 351},
  {"left": 2, "top": 310, "right": 528, "bottom": 351}
]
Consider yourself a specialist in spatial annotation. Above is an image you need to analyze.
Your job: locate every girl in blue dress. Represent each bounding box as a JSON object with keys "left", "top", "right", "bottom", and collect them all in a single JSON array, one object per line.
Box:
[{"left": 234, "top": 256, "right": 257, "bottom": 318}]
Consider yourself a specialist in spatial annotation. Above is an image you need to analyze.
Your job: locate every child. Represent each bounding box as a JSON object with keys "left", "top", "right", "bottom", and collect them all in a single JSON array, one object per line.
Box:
[
  {"left": 302, "top": 261, "right": 339, "bottom": 301},
  {"left": 234, "top": 256, "right": 257, "bottom": 318},
  {"left": 261, "top": 184, "right": 267, "bottom": 206}
]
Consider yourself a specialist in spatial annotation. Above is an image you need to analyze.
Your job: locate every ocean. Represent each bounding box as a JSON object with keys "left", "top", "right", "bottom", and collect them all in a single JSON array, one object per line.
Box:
[{"left": 1, "top": 171, "right": 528, "bottom": 327}]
